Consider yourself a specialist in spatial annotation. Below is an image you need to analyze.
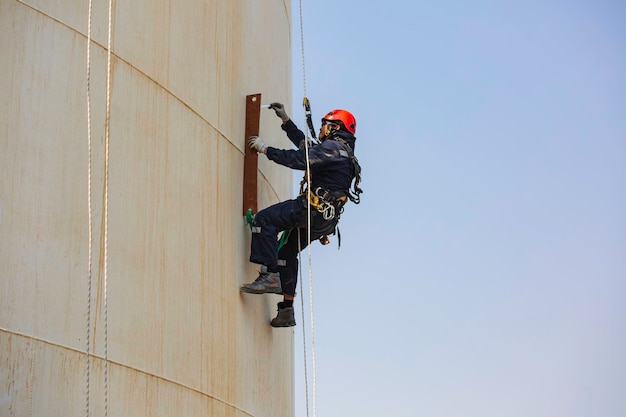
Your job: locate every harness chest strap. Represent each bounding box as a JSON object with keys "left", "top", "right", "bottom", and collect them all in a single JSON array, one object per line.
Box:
[{"left": 329, "top": 137, "right": 363, "bottom": 205}]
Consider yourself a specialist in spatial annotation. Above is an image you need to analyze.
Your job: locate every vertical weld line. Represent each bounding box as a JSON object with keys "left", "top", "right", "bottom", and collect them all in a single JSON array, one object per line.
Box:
[{"left": 28, "top": 344, "right": 34, "bottom": 417}]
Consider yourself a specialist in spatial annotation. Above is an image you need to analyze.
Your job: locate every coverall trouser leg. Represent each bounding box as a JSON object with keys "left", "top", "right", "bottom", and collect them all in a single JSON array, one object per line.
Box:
[
  {"left": 250, "top": 197, "right": 338, "bottom": 297},
  {"left": 250, "top": 198, "right": 307, "bottom": 270}
]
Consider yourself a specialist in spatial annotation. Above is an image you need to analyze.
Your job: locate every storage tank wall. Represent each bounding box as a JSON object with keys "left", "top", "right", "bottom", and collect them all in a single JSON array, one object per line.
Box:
[{"left": 0, "top": 1, "right": 294, "bottom": 416}]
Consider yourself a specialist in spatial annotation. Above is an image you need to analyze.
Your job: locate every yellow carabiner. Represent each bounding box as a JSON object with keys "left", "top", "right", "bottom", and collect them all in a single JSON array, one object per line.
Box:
[{"left": 307, "top": 189, "right": 324, "bottom": 211}]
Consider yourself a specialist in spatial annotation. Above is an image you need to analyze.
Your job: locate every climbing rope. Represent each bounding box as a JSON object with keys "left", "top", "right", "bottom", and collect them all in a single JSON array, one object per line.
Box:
[
  {"left": 297, "top": 232, "right": 310, "bottom": 417},
  {"left": 85, "top": 0, "right": 112, "bottom": 416},
  {"left": 298, "top": 0, "right": 308, "bottom": 99},
  {"left": 302, "top": 134, "right": 318, "bottom": 417},
  {"left": 297, "top": 1, "right": 317, "bottom": 417},
  {"left": 103, "top": 0, "right": 113, "bottom": 415},
  {"left": 84, "top": 1, "right": 93, "bottom": 415}
]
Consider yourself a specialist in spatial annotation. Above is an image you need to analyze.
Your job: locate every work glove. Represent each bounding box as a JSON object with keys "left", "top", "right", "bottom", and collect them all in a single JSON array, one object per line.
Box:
[
  {"left": 269, "top": 102, "right": 290, "bottom": 123},
  {"left": 247, "top": 136, "right": 267, "bottom": 154}
]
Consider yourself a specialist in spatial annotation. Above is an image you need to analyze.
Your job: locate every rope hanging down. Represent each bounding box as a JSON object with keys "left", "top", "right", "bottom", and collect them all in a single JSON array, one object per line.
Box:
[
  {"left": 85, "top": 0, "right": 113, "bottom": 416},
  {"left": 103, "top": 1, "right": 113, "bottom": 415},
  {"left": 85, "top": 1, "right": 93, "bottom": 415},
  {"left": 297, "top": 1, "right": 318, "bottom": 417}
]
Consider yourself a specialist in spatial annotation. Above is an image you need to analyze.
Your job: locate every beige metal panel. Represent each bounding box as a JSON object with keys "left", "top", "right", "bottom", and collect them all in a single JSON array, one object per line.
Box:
[
  {"left": 109, "top": 361, "right": 248, "bottom": 417},
  {"left": 104, "top": 59, "right": 206, "bottom": 386},
  {"left": 12, "top": 0, "right": 294, "bottom": 202},
  {"left": 113, "top": 0, "right": 222, "bottom": 132},
  {"left": 112, "top": 1, "right": 292, "bottom": 146},
  {"left": 0, "top": 333, "right": 34, "bottom": 416},
  {"left": 0, "top": 0, "right": 91, "bottom": 348},
  {"left": 0, "top": 333, "right": 87, "bottom": 417},
  {"left": 17, "top": 0, "right": 111, "bottom": 47},
  {"left": 99, "top": 15, "right": 295, "bottom": 417},
  {"left": 213, "top": 0, "right": 294, "bottom": 150},
  {"left": 0, "top": 332, "right": 266, "bottom": 416}
]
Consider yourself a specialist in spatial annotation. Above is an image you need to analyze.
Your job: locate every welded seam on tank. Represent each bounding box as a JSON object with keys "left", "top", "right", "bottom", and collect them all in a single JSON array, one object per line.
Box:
[
  {"left": 100, "top": 62, "right": 286, "bottom": 203},
  {"left": 92, "top": 55, "right": 285, "bottom": 204},
  {"left": 281, "top": 0, "right": 290, "bottom": 33},
  {"left": 14, "top": 1, "right": 226, "bottom": 147},
  {"left": 16, "top": 1, "right": 287, "bottom": 204},
  {"left": 0, "top": 328, "right": 256, "bottom": 417},
  {"left": 15, "top": 0, "right": 77, "bottom": 34},
  {"left": 16, "top": 1, "right": 287, "bottom": 153}
]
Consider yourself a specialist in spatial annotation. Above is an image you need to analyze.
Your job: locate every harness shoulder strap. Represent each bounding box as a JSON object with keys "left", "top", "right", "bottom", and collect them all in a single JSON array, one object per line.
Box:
[{"left": 331, "top": 137, "right": 363, "bottom": 205}]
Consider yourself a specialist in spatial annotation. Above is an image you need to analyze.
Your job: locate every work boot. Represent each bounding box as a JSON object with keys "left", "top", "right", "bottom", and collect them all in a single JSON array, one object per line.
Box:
[
  {"left": 240, "top": 271, "right": 282, "bottom": 294},
  {"left": 270, "top": 303, "right": 296, "bottom": 327}
]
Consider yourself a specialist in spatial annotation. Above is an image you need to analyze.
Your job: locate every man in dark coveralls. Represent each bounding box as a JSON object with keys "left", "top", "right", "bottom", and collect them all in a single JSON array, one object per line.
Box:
[{"left": 241, "top": 102, "right": 361, "bottom": 327}]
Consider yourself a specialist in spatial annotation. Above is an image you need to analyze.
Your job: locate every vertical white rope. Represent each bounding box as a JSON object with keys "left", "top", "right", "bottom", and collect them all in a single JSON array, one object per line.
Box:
[
  {"left": 298, "top": 0, "right": 308, "bottom": 98},
  {"left": 307, "top": 236, "right": 317, "bottom": 417},
  {"left": 103, "top": 1, "right": 114, "bottom": 416},
  {"left": 303, "top": 134, "right": 316, "bottom": 417},
  {"left": 297, "top": 232, "right": 310, "bottom": 417},
  {"left": 84, "top": 1, "right": 94, "bottom": 416},
  {"left": 298, "top": 1, "right": 317, "bottom": 416}
]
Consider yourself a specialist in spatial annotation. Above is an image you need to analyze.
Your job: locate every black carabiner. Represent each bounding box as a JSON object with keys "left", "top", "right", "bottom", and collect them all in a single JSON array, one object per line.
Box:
[{"left": 302, "top": 97, "right": 317, "bottom": 140}]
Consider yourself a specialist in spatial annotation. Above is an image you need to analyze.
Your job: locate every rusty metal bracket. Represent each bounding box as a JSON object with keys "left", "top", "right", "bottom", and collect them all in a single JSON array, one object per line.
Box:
[{"left": 243, "top": 93, "right": 262, "bottom": 215}]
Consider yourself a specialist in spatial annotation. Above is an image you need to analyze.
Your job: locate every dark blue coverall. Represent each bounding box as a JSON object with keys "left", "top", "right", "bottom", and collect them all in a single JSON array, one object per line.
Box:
[{"left": 249, "top": 119, "right": 356, "bottom": 296}]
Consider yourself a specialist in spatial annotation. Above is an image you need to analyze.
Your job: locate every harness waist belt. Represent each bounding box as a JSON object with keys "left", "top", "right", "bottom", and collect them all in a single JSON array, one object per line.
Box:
[{"left": 313, "top": 187, "right": 347, "bottom": 207}]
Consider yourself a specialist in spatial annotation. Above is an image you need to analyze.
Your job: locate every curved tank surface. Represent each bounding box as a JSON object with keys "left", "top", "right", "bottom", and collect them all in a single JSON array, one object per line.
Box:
[{"left": 0, "top": 1, "right": 294, "bottom": 416}]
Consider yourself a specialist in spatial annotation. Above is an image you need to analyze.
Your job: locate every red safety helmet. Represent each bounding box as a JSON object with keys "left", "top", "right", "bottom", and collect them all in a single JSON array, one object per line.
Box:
[{"left": 322, "top": 109, "right": 356, "bottom": 135}]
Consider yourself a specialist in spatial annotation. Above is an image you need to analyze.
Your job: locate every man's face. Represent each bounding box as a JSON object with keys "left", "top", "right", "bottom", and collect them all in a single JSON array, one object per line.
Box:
[{"left": 318, "top": 121, "right": 340, "bottom": 140}]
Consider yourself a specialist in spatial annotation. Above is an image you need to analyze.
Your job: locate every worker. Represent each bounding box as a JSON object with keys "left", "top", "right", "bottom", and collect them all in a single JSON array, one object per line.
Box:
[{"left": 241, "top": 102, "right": 361, "bottom": 327}]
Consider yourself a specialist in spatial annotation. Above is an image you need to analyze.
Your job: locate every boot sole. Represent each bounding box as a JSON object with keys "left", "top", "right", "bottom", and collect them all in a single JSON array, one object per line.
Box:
[
  {"left": 239, "top": 287, "right": 282, "bottom": 294},
  {"left": 271, "top": 321, "right": 296, "bottom": 327}
]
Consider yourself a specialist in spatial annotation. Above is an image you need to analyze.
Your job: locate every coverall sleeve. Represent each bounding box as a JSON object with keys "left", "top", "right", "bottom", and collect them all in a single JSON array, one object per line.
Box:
[
  {"left": 281, "top": 119, "right": 307, "bottom": 148},
  {"left": 265, "top": 140, "right": 345, "bottom": 171}
]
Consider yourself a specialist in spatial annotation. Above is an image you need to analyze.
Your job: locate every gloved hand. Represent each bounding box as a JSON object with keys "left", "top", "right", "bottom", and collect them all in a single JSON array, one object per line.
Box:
[
  {"left": 269, "top": 102, "right": 290, "bottom": 123},
  {"left": 247, "top": 136, "right": 267, "bottom": 154}
]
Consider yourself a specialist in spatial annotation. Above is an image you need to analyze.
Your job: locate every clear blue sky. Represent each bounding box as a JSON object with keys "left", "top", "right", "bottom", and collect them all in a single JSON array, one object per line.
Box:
[{"left": 283, "top": 1, "right": 625, "bottom": 416}]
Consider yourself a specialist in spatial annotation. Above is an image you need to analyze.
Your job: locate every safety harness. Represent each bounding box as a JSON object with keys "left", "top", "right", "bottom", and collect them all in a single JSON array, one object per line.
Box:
[
  {"left": 299, "top": 182, "right": 347, "bottom": 221},
  {"left": 333, "top": 137, "right": 363, "bottom": 205},
  {"left": 297, "top": 135, "right": 363, "bottom": 247},
  {"left": 301, "top": 96, "right": 363, "bottom": 206}
]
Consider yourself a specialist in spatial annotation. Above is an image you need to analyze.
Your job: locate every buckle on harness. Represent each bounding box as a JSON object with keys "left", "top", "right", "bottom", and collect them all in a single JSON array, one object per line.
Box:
[
  {"left": 313, "top": 188, "right": 337, "bottom": 220},
  {"left": 304, "top": 188, "right": 336, "bottom": 220},
  {"left": 305, "top": 189, "right": 323, "bottom": 210}
]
